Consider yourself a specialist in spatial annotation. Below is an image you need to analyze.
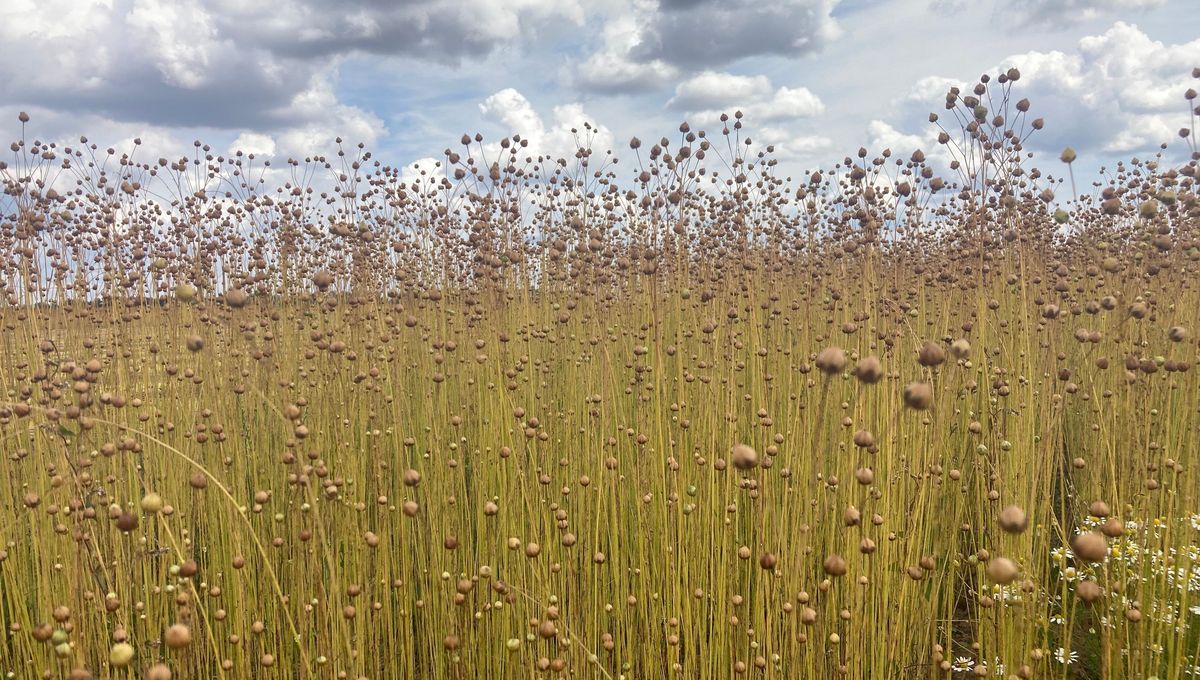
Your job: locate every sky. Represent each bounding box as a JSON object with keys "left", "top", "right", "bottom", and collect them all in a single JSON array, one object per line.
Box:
[{"left": 1, "top": 0, "right": 1197, "bottom": 185}]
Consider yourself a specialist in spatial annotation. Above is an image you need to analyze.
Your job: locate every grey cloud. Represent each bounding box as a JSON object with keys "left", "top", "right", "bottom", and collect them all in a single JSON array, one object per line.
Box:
[
  {"left": 629, "top": 0, "right": 840, "bottom": 68},
  {"left": 225, "top": 2, "right": 552, "bottom": 61},
  {"left": 1004, "top": 0, "right": 1166, "bottom": 28},
  {"left": 19, "top": 62, "right": 314, "bottom": 131},
  {"left": 0, "top": 0, "right": 580, "bottom": 132},
  {"left": 656, "top": 0, "right": 712, "bottom": 9}
]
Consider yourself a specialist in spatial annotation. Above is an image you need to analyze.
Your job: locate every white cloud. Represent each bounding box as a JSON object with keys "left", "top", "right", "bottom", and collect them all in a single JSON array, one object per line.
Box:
[
  {"left": 667, "top": 72, "right": 774, "bottom": 110},
  {"left": 126, "top": 0, "right": 219, "bottom": 89},
  {"left": 654, "top": 71, "right": 830, "bottom": 167},
  {"left": 480, "top": 89, "right": 546, "bottom": 142},
  {"left": 479, "top": 88, "right": 614, "bottom": 163},
  {"left": 0, "top": 0, "right": 583, "bottom": 148},
  {"left": 229, "top": 132, "right": 277, "bottom": 157},
  {"left": 861, "top": 120, "right": 954, "bottom": 170},
  {"left": 671, "top": 72, "right": 825, "bottom": 126},
  {"left": 0, "top": 105, "right": 182, "bottom": 157},
  {"left": 574, "top": 1, "right": 680, "bottom": 93},
  {"left": 576, "top": 51, "right": 681, "bottom": 94},
  {"left": 0, "top": 0, "right": 117, "bottom": 92},
  {"left": 275, "top": 78, "right": 386, "bottom": 158},
  {"left": 878, "top": 22, "right": 1199, "bottom": 167},
  {"left": 400, "top": 157, "right": 445, "bottom": 189},
  {"left": 2, "top": 0, "right": 1193, "bottom": 189},
  {"left": 755, "top": 128, "right": 834, "bottom": 163},
  {"left": 1001, "top": 22, "right": 1198, "bottom": 153},
  {"left": 865, "top": 120, "right": 927, "bottom": 156},
  {"left": 756, "top": 87, "right": 826, "bottom": 120}
]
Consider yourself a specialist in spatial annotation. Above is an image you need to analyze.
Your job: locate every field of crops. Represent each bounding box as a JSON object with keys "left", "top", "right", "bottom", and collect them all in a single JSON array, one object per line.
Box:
[{"left": 1, "top": 70, "right": 1199, "bottom": 679}]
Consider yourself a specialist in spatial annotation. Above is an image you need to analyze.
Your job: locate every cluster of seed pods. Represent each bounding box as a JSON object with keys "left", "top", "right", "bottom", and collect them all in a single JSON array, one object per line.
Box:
[{"left": 0, "top": 68, "right": 1198, "bottom": 679}]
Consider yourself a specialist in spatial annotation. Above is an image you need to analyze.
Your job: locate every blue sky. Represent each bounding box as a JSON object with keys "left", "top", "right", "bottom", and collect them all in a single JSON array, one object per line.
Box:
[{"left": 2, "top": 0, "right": 1197, "bottom": 184}]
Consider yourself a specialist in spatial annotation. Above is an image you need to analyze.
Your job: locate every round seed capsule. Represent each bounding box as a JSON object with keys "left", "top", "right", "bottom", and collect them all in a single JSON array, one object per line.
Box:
[{"left": 731, "top": 444, "right": 759, "bottom": 470}]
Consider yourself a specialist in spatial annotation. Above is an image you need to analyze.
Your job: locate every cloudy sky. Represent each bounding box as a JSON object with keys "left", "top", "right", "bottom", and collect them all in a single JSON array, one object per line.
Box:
[{"left": 2, "top": 0, "right": 1197, "bottom": 182}]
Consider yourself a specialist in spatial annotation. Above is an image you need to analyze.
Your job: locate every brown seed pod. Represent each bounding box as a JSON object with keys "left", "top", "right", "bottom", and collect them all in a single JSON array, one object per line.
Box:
[
  {"left": 1100, "top": 517, "right": 1124, "bottom": 538},
  {"left": 164, "top": 624, "right": 192, "bottom": 649},
  {"left": 949, "top": 338, "right": 971, "bottom": 359},
  {"left": 32, "top": 623, "right": 54, "bottom": 642},
  {"left": 854, "top": 467, "right": 875, "bottom": 485},
  {"left": 1075, "top": 580, "right": 1102, "bottom": 603},
  {"left": 758, "top": 552, "right": 777, "bottom": 570},
  {"left": 822, "top": 554, "right": 847, "bottom": 577},
  {"left": 997, "top": 505, "right": 1028, "bottom": 534},
  {"left": 815, "top": 347, "right": 847, "bottom": 375},
  {"left": 1071, "top": 532, "right": 1108, "bottom": 562},
  {"left": 312, "top": 270, "right": 335, "bottom": 291},
  {"left": 115, "top": 512, "right": 138, "bottom": 532},
  {"left": 225, "top": 288, "right": 250, "bottom": 308},
  {"left": 985, "top": 557, "right": 1019, "bottom": 584},
  {"left": 843, "top": 506, "right": 861, "bottom": 526},
  {"left": 916, "top": 341, "right": 946, "bottom": 367},
  {"left": 1087, "top": 500, "right": 1110, "bottom": 518},
  {"left": 730, "top": 444, "right": 759, "bottom": 470},
  {"left": 902, "top": 382, "right": 933, "bottom": 410},
  {"left": 185, "top": 335, "right": 205, "bottom": 353},
  {"left": 854, "top": 356, "right": 883, "bottom": 384}
]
